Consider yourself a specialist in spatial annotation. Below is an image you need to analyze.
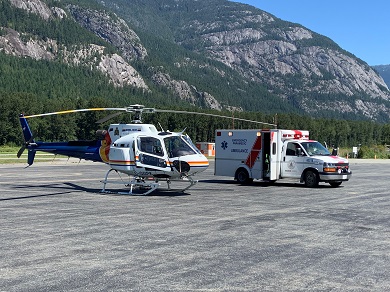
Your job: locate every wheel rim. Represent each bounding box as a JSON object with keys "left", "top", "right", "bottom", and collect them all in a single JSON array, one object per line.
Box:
[
  {"left": 237, "top": 170, "right": 247, "bottom": 183},
  {"left": 305, "top": 171, "right": 317, "bottom": 187}
]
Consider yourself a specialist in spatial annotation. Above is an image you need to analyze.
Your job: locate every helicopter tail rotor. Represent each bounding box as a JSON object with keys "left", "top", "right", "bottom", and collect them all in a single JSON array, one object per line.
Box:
[
  {"left": 17, "top": 135, "right": 34, "bottom": 158},
  {"left": 18, "top": 115, "right": 37, "bottom": 165}
]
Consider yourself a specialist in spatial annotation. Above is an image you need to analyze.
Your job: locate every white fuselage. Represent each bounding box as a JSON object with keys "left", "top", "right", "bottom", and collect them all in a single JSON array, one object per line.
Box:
[{"left": 106, "top": 124, "right": 209, "bottom": 179}]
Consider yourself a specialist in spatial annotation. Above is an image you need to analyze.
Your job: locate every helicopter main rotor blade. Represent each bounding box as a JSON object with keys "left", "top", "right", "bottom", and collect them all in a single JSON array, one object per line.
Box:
[
  {"left": 96, "top": 111, "right": 124, "bottom": 124},
  {"left": 23, "top": 108, "right": 126, "bottom": 118},
  {"left": 22, "top": 104, "right": 276, "bottom": 128},
  {"left": 156, "top": 109, "right": 277, "bottom": 128}
]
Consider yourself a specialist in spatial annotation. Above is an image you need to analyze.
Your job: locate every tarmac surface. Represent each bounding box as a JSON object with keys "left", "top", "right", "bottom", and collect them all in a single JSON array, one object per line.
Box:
[{"left": 1, "top": 159, "right": 390, "bottom": 291}]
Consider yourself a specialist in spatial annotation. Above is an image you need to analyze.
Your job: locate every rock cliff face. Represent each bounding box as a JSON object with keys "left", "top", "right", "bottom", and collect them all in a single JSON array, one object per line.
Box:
[
  {"left": 66, "top": 4, "right": 147, "bottom": 62},
  {"left": 2, "top": 0, "right": 390, "bottom": 121},
  {"left": 373, "top": 65, "right": 390, "bottom": 88},
  {"left": 0, "top": 28, "right": 57, "bottom": 60},
  {"left": 151, "top": 72, "right": 222, "bottom": 109},
  {"left": 98, "top": 0, "right": 390, "bottom": 120},
  {"left": 10, "top": 0, "right": 54, "bottom": 20},
  {"left": 2, "top": 0, "right": 149, "bottom": 90},
  {"left": 172, "top": 2, "right": 389, "bottom": 105},
  {"left": 204, "top": 32, "right": 388, "bottom": 100}
]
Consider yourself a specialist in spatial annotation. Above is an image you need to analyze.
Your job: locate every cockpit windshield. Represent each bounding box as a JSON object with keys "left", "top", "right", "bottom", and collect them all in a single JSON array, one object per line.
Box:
[
  {"left": 301, "top": 141, "right": 330, "bottom": 156},
  {"left": 164, "top": 135, "right": 199, "bottom": 158}
]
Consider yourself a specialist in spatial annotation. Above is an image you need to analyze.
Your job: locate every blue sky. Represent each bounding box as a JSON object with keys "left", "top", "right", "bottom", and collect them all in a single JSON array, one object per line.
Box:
[{"left": 235, "top": 0, "right": 390, "bottom": 65}]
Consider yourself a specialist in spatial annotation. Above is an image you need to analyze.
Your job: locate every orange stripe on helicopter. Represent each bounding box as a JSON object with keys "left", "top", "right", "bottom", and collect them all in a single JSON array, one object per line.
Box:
[
  {"left": 108, "top": 160, "right": 136, "bottom": 166},
  {"left": 188, "top": 161, "right": 209, "bottom": 166},
  {"left": 166, "top": 160, "right": 209, "bottom": 166}
]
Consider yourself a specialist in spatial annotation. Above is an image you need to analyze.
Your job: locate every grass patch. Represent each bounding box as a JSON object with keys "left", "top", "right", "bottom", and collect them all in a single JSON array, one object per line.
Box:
[{"left": 0, "top": 146, "right": 68, "bottom": 164}]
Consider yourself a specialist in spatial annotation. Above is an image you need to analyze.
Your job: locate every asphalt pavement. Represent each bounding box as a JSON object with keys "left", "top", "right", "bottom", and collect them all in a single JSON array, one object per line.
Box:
[{"left": 1, "top": 159, "right": 390, "bottom": 291}]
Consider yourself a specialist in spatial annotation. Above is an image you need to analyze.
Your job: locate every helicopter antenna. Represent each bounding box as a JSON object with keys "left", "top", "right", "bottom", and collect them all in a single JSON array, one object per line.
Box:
[{"left": 158, "top": 122, "right": 165, "bottom": 132}]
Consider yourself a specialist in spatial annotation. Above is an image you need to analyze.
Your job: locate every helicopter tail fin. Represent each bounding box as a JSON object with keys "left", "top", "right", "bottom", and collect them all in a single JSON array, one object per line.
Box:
[
  {"left": 18, "top": 114, "right": 36, "bottom": 165},
  {"left": 19, "top": 114, "right": 34, "bottom": 143}
]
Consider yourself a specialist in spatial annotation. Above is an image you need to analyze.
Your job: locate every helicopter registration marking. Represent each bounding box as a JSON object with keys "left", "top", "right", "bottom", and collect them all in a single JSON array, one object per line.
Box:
[{"left": 134, "top": 171, "right": 152, "bottom": 176}]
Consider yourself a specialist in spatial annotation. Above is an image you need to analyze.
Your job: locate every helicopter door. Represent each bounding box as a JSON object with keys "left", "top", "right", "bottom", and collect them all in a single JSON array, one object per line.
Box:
[{"left": 135, "top": 136, "right": 169, "bottom": 171}]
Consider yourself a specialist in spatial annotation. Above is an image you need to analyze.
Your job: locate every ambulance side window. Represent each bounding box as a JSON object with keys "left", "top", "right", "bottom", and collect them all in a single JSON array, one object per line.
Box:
[{"left": 286, "top": 142, "right": 297, "bottom": 156}]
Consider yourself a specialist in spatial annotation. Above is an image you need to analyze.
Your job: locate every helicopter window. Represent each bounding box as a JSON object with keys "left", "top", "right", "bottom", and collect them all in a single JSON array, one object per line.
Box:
[
  {"left": 138, "top": 137, "right": 164, "bottom": 157},
  {"left": 182, "top": 135, "right": 201, "bottom": 154},
  {"left": 164, "top": 136, "right": 197, "bottom": 158}
]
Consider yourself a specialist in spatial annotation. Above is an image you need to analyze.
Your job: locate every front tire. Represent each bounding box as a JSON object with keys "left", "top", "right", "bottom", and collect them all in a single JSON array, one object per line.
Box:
[
  {"left": 236, "top": 168, "right": 253, "bottom": 184},
  {"left": 304, "top": 170, "right": 319, "bottom": 187}
]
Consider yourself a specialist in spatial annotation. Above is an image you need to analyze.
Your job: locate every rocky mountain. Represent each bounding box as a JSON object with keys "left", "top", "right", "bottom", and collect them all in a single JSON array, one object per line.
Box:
[
  {"left": 373, "top": 65, "right": 390, "bottom": 88},
  {"left": 1, "top": 0, "right": 390, "bottom": 121}
]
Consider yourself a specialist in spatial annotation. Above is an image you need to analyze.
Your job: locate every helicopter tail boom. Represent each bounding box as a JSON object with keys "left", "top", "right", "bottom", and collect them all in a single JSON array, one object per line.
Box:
[{"left": 18, "top": 114, "right": 108, "bottom": 165}]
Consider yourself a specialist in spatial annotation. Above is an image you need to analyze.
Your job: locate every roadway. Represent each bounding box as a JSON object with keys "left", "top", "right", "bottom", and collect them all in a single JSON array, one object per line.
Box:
[{"left": 1, "top": 159, "right": 390, "bottom": 291}]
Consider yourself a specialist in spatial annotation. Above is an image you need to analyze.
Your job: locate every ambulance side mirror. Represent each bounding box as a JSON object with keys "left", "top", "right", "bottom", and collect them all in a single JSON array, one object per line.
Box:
[{"left": 296, "top": 147, "right": 305, "bottom": 156}]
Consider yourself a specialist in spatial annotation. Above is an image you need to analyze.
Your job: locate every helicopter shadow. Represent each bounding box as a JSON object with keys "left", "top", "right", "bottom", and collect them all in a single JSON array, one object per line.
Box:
[
  {"left": 64, "top": 182, "right": 190, "bottom": 197},
  {"left": 2, "top": 182, "right": 188, "bottom": 201},
  {"left": 1, "top": 182, "right": 89, "bottom": 201}
]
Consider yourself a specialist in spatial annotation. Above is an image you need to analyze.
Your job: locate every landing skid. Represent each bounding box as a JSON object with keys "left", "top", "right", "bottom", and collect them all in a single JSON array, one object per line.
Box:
[
  {"left": 100, "top": 169, "right": 198, "bottom": 195},
  {"left": 178, "top": 176, "right": 198, "bottom": 192},
  {"left": 100, "top": 169, "right": 159, "bottom": 195}
]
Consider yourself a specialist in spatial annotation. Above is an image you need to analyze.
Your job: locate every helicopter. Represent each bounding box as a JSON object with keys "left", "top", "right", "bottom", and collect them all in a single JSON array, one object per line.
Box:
[{"left": 18, "top": 104, "right": 276, "bottom": 195}]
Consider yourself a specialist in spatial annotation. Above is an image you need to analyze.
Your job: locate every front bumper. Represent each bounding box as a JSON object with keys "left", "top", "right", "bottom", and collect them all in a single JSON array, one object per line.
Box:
[{"left": 319, "top": 171, "right": 352, "bottom": 182}]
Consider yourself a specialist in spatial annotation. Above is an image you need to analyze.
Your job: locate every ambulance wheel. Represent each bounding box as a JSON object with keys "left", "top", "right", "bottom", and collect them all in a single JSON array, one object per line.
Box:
[
  {"left": 236, "top": 168, "right": 253, "bottom": 184},
  {"left": 329, "top": 181, "right": 342, "bottom": 187},
  {"left": 304, "top": 170, "right": 319, "bottom": 188}
]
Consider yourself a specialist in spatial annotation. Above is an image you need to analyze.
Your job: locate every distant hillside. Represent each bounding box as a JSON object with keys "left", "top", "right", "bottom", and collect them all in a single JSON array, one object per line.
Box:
[
  {"left": 0, "top": 0, "right": 389, "bottom": 122},
  {"left": 373, "top": 65, "right": 390, "bottom": 88}
]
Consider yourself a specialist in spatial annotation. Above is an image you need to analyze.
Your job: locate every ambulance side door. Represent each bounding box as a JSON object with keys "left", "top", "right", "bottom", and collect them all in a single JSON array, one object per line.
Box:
[{"left": 281, "top": 142, "right": 302, "bottom": 178}]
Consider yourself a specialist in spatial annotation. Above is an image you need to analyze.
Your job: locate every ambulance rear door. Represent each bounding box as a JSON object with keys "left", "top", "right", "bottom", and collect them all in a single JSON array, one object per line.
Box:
[{"left": 269, "top": 130, "right": 279, "bottom": 180}]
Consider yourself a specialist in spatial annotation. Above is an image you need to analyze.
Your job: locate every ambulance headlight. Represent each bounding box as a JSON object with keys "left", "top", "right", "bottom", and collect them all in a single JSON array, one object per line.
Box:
[{"left": 323, "top": 162, "right": 337, "bottom": 173}]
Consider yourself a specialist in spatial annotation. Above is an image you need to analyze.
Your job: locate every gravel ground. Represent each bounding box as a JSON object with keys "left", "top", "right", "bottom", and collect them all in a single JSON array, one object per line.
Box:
[{"left": 1, "top": 159, "right": 390, "bottom": 291}]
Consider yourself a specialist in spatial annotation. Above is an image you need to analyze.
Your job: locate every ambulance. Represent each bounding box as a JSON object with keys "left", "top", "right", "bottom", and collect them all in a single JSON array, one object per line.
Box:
[{"left": 214, "top": 129, "right": 352, "bottom": 187}]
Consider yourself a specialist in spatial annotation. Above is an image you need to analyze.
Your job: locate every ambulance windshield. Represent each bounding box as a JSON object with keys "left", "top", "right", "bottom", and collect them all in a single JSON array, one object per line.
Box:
[{"left": 301, "top": 141, "right": 330, "bottom": 156}]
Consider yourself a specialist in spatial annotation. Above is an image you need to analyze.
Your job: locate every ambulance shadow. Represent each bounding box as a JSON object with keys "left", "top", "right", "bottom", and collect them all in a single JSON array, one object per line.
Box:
[
  {"left": 251, "top": 181, "right": 343, "bottom": 188},
  {"left": 200, "top": 179, "right": 340, "bottom": 189},
  {"left": 199, "top": 179, "right": 238, "bottom": 185}
]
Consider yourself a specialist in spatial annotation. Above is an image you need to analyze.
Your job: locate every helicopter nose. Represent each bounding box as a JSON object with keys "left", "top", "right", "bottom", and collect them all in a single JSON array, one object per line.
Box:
[{"left": 173, "top": 160, "right": 190, "bottom": 173}]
